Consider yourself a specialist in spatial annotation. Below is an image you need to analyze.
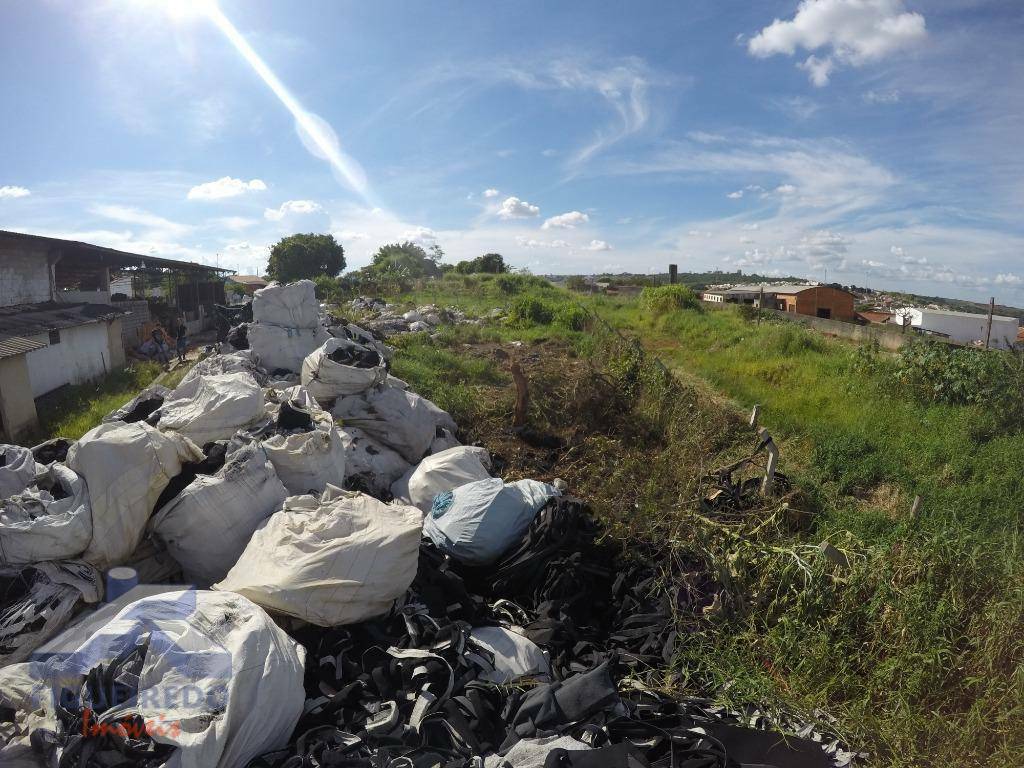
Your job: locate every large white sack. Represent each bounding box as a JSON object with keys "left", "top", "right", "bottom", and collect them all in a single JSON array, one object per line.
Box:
[
  {"left": 249, "top": 322, "right": 330, "bottom": 373},
  {"left": 430, "top": 428, "right": 461, "bottom": 455},
  {"left": 469, "top": 626, "right": 551, "bottom": 684},
  {"left": 301, "top": 337, "right": 387, "bottom": 405},
  {"left": 159, "top": 371, "right": 267, "bottom": 446},
  {"left": 67, "top": 422, "right": 202, "bottom": 570},
  {"left": 0, "top": 446, "right": 39, "bottom": 500},
  {"left": 252, "top": 279, "right": 320, "bottom": 328},
  {"left": 343, "top": 322, "right": 394, "bottom": 362},
  {"left": 0, "top": 463, "right": 92, "bottom": 565},
  {"left": 216, "top": 486, "right": 423, "bottom": 626},
  {"left": 150, "top": 444, "right": 288, "bottom": 586},
  {"left": 332, "top": 386, "right": 436, "bottom": 463},
  {"left": 262, "top": 387, "right": 347, "bottom": 495},
  {"left": 178, "top": 349, "right": 267, "bottom": 389},
  {"left": 0, "top": 660, "right": 54, "bottom": 767},
  {"left": 340, "top": 427, "right": 411, "bottom": 498},
  {"left": 391, "top": 446, "right": 492, "bottom": 513},
  {"left": 25, "top": 589, "right": 305, "bottom": 768},
  {"left": 102, "top": 384, "right": 171, "bottom": 424},
  {"left": 423, "top": 478, "right": 558, "bottom": 565},
  {"left": 0, "top": 560, "right": 102, "bottom": 666}
]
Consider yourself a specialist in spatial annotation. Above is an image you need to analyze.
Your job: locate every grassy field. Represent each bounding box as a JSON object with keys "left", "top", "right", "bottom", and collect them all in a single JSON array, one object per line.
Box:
[
  {"left": 369, "top": 274, "right": 1023, "bottom": 767},
  {"left": 28, "top": 360, "right": 194, "bottom": 443}
]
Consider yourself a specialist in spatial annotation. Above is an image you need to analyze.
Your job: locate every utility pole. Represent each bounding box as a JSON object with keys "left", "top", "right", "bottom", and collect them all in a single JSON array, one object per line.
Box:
[
  {"left": 669, "top": 264, "right": 678, "bottom": 284},
  {"left": 757, "top": 285, "right": 764, "bottom": 325},
  {"left": 984, "top": 296, "right": 995, "bottom": 349}
]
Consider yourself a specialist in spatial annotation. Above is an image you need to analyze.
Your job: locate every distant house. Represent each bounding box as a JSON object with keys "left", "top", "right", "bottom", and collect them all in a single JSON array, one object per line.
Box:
[
  {"left": 770, "top": 284, "right": 856, "bottom": 321},
  {"left": 701, "top": 283, "right": 855, "bottom": 321},
  {"left": 0, "top": 230, "right": 226, "bottom": 441},
  {"left": 890, "top": 307, "right": 1019, "bottom": 349},
  {"left": 227, "top": 274, "right": 269, "bottom": 297}
]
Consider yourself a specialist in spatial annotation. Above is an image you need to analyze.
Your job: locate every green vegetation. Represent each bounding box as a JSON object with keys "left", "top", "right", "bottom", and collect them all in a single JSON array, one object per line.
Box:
[
  {"left": 638, "top": 283, "right": 702, "bottom": 314},
  {"left": 453, "top": 252, "right": 508, "bottom": 274},
  {"left": 266, "top": 233, "right": 346, "bottom": 282},
  {"left": 28, "top": 362, "right": 164, "bottom": 442},
  {"left": 371, "top": 274, "right": 1024, "bottom": 767}
]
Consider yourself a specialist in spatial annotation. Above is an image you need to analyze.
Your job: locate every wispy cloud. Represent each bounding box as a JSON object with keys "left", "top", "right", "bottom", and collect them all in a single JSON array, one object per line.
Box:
[
  {"left": 542, "top": 211, "right": 589, "bottom": 229},
  {"left": 264, "top": 199, "right": 324, "bottom": 221}
]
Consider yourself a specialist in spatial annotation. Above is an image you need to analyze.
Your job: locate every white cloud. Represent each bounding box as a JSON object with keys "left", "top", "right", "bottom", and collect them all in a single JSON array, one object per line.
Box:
[
  {"left": 583, "top": 239, "right": 613, "bottom": 251},
  {"left": 516, "top": 236, "right": 570, "bottom": 249},
  {"left": 0, "top": 185, "right": 31, "bottom": 199},
  {"left": 404, "top": 226, "right": 438, "bottom": 245},
  {"left": 264, "top": 199, "right": 324, "bottom": 220},
  {"left": 497, "top": 196, "right": 540, "bottom": 219},
  {"left": 333, "top": 229, "right": 369, "bottom": 241},
  {"left": 541, "top": 149, "right": 558, "bottom": 157},
  {"left": 727, "top": 190, "right": 744, "bottom": 199},
  {"left": 799, "top": 54, "right": 835, "bottom": 87},
  {"left": 687, "top": 131, "right": 726, "bottom": 144},
  {"left": 188, "top": 176, "right": 267, "bottom": 200},
  {"left": 863, "top": 89, "right": 901, "bottom": 104},
  {"left": 213, "top": 216, "right": 258, "bottom": 231},
  {"left": 542, "top": 211, "right": 590, "bottom": 229},
  {"left": 748, "top": 0, "right": 927, "bottom": 86},
  {"left": 483, "top": 188, "right": 500, "bottom": 198},
  {"left": 773, "top": 184, "right": 798, "bottom": 195},
  {"left": 743, "top": 223, "right": 761, "bottom": 230},
  {"left": 91, "top": 204, "right": 192, "bottom": 237},
  {"left": 995, "top": 273, "right": 1022, "bottom": 286}
]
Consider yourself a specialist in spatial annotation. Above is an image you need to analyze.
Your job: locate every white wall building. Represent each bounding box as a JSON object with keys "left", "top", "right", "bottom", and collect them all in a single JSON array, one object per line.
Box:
[{"left": 890, "top": 307, "right": 1019, "bottom": 349}]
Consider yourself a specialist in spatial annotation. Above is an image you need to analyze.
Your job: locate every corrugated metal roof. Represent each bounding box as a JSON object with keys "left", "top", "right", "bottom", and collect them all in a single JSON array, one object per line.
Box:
[
  {"left": 0, "top": 335, "right": 47, "bottom": 359},
  {"left": 0, "top": 302, "right": 129, "bottom": 338},
  {"left": 228, "top": 274, "right": 268, "bottom": 285}
]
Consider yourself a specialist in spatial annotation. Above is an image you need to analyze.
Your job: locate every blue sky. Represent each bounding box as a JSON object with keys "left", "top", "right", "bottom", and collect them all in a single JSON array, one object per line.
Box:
[{"left": 1, "top": 0, "right": 1022, "bottom": 302}]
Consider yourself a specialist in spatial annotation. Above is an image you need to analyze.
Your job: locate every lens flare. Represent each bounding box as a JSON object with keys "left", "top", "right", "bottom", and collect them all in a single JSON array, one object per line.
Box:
[{"left": 193, "top": 1, "right": 372, "bottom": 202}]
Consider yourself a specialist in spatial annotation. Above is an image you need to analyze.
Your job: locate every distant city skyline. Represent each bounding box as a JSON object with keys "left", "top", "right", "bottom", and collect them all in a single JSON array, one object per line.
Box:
[{"left": 1, "top": 1, "right": 1022, "bottom": 303}]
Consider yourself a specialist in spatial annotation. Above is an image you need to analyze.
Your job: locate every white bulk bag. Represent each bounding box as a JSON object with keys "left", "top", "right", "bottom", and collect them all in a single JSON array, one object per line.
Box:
[
  {"left": 216, "top": 487, "right": 422, "bottom": 626},
  {"left": 159, "top": 371, "right": 267, "bottom": 446},
  {"left": 301, "top": 337, "right": 387, "bottom": 404},
  {"left": 430, "top": 428, "right": 461, "bottom": 455},
  {"left": 340, "top": 427, "right": 411, "bottom": 498},
  {"left": 249, "top": 322, "right": 330, "bottom": 374},
  {"left": 0, "top": 463, "right": 92, "bottom": 565},
  {"left": 102, "top": 384, "right": 171, "bottom": 424},
  {"left": 251, "top": 279, "right": 320, "bottom": 328},
  {"left": 423, "top": 478, "right": 558, "bottom": 565},
  {"left": 0, "top": 446, "right": 39, "bottom": 500},
  {"left": 27, "top": 590, "right": 305, "bottom": 768},
  {"left": 67, "top": 422, "right": 202, "bottom": 570},
  {"left": 344, "top": 322, "right": 394, "bottom": 362},
  {"left": 0, "top": 560, "right": 102, "bottom": 665},
  {"left": 150, "top": 444, "right": 288, "bottom": 586},
  {"left": 332, "top": 386, "right": 436, "bottom": 464},
  {"left": 391, "top": 446, "right": 492, "bottom": 513},
  {"left": 178, "top": 350, "right": 267, "bottom": 389},
  {"left": 469, "top": 626, "right": 551, "bottom": 684},
  {"left": 262, "top": 389, "right": 347, "bottom": 495}
]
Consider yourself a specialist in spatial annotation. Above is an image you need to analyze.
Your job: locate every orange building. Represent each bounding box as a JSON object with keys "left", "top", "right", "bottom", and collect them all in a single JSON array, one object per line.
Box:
[{"left": 770, "top": 285, "right": 856, "bottom": 321}]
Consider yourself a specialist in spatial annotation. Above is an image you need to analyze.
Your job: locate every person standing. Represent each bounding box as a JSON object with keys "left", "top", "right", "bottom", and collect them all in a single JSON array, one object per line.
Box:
[{"left": 174, "top": 318, "right": 188, "bottom": 362}]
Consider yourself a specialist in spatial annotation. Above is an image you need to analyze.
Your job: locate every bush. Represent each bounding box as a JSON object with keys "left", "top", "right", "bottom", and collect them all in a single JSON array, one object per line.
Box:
[
  {"left": 771, "top": 324, "right": 826, "bottom": 355},
  {"left": 313, "top": 275, "right": 343, "bottom": 303},
  {"left": 812, "top": 432, "right": 887, "bottom": 494},
  {"left": 639, "top": 284, "right": 702, "bottom": 315},
  {"left": 890, "top": 341, "right": 1024, "bottom": 429},
  {"left": 508, "top": 294, "right": 556, "bottom": 325},
  {"left": 555, "top": 304, "right": 589, "bottom": 331}
]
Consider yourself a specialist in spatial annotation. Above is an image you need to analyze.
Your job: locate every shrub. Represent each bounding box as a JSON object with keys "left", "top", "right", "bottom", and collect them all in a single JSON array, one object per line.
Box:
[
  {"left": 771, "top": 324, "right": 825, "bottom": 355},
  {"left": 639, "top": 284, "right": 702, "bottom": 315},
  {"left": 508, "top": 294, "right": 555, "bottom": 325},
  {"left": 812, "top": 432, "right": 887, "bottom": 495},
  {"left": 555, "top": 304, "right": 589, "bottom": 331},
  {"left": 496, "top": 274, "right": 523, "bottom": 294}
]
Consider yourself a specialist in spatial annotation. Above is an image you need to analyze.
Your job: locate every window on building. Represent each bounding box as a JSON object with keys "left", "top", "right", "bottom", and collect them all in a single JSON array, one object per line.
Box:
[{"left": 48, "top": 329, "right": 61, "bottom": 345}]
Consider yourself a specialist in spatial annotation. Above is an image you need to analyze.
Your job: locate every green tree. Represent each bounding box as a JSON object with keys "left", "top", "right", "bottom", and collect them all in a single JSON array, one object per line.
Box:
[
  {"left": 454, "top": 252, "right": 508, "bottom": 274},
  {"left": 266, "top": 233, "right": 346, "bottom": 283},
  {"left": 370, "top": 241, "right": 443, "bottom": 279}
]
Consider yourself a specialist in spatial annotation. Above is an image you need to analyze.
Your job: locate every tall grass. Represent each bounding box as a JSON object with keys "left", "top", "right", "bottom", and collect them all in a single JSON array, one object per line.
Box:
[{"left": 384, "top": 280, "right": 1024, "bottom": 766}]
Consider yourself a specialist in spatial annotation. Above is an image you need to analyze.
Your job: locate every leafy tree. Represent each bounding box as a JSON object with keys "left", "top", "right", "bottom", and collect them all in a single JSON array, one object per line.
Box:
[
  {"left": 454, "top": 252, "right": 508, "bottom": 274},
  {"left": 313, "top": 274, "right": 343, "bottom": 303},
  {"left": 369, "top": 241, "right": 443, "bottom": 280},
  {"left": 266, "top": 233, "right": 345, "bottom": 283}
]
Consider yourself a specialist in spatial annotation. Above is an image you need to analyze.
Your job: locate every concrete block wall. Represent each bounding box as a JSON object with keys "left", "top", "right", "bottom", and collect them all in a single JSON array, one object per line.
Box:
[
  {"left": 118, "top": 300, "right": 151, "bottom": 349},
  {"left": 0, "top": 355, "right": 39, "bottom": 441},
  {"left": 0, "top": 246, "right": 51, "bottom": 306}
]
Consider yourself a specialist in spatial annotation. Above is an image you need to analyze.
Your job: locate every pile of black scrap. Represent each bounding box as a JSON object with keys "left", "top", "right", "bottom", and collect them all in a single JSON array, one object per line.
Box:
[{"left": 258, "top": 496, "right": 853, "bottom": 768}]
